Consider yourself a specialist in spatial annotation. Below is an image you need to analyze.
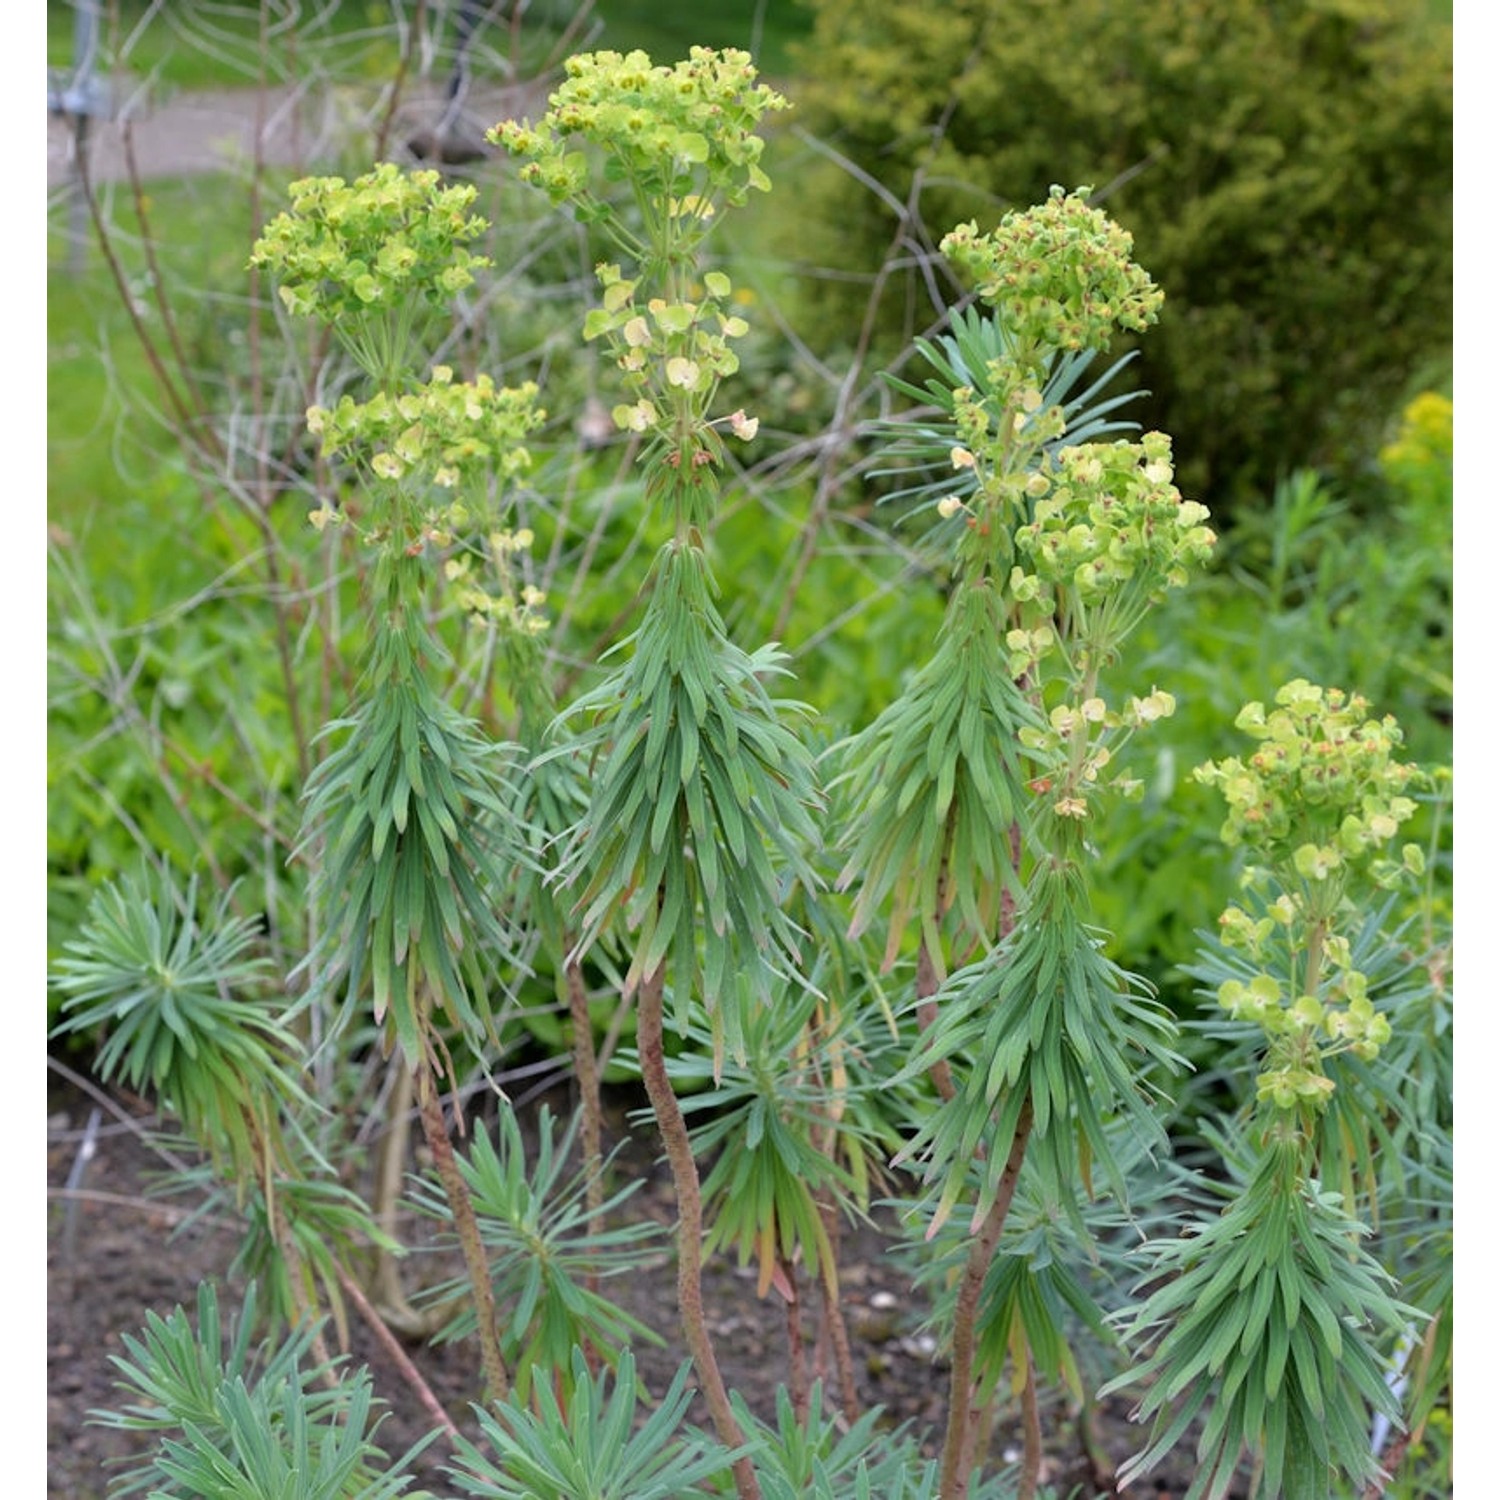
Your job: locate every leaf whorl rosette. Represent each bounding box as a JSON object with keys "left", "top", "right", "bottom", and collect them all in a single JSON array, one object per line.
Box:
[
  {"left": 561, "top": 542, "right": 822, "bottom": 1054},
  {"left": 896, "top": 860, "right": 1181, "bottom": 1235},
  {"left": 297, "top": 643, "right": 533, "bottom": 1070},
  {"left": 830, "top": 579, "right": 1036, "bottom": 975}
]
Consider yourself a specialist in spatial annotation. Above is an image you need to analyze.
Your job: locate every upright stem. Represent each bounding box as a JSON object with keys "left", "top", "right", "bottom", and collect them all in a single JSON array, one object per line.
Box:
[
  {"left": 636, "top": 963, "right": 761, "bottom": 1500},
  {"left": 1017, "top": 1347, "right": 1044, "bottom": 1500},
  {"left": 915, "top": 819, "right": 957, "bottom": 1100},
  {"left": 916, "top": 943, "right": 958, "bottom": 1103},
  {"left": 816, "top": 1196, "right": 863, "bottom": 1418},
  {"left": 780, "top": 1252, "right": 810, "bottom": 1424},
  {"left": 938, "top": 1098, "right": 1035, "bottom": 1500},
  {"left": 414, "top": 1059, "right": 511, "bottom": 1406},
  {"left": 371, "top": 1057, "right": 428, "bottom": 1336},
  {"left": 565, "top": 952, "right": 606, "bottom": 1256}
]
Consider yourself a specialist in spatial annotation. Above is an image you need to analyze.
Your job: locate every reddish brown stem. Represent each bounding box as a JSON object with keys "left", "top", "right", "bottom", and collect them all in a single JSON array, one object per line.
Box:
[
  {"left": 916, "top": 939, "right": 958, "bottom": 1103},
  {"left": 337, "top": 1263, "right": 459, "bottom": 1439},
  {"left": 415, "top": 1061, "right": 510, "bottom": 1406},
  {"left": 1017, "top": 1348, "right": 1043, "bottom": 1500},
  {"left": 565, "top": 954, "right": 605, "bottom": 1252},
  {"left": 1362, "top": 1432, "right": 1410, "bottom": 1499},
  {"left": 636, "top": 965, "right": 761, "bottom": 1500},
  {"left": 816, "top": 1197, "right": 862, "bottom": 1420},
  {"left": 938, "top": 1099, "right": 1035, "bottom": 1500},
  {"left": 781, "top": 1253, "right": 810, "bottom": 1424}
]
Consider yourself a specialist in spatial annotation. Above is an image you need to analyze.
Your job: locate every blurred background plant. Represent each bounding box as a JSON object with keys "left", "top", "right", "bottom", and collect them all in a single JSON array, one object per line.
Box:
[{"left": 779, "top": 0, "right": 1451, "bottom": 508}]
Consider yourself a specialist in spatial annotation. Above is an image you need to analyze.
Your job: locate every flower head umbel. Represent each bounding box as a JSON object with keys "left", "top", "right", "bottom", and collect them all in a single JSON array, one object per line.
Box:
[
  {"left": 1013, "top": 433, "right": 1215, "bottom": 627},
  {"left": 490, "top": 47, "right": 788, "bottom": 221},
  {"left": 307, "top": 367, "right": 543, "bottom": 492},
  {"left": 249, "top": 163, "right": 490, "bottom": 322},
  {"left": 1194, "top": 679, "right": 1424, "bottom": 886},
  {"left": 942, "top": 187, "right": 1163, "bottom": 364},
  {"left": 1198, "top": 682, "right": 1431, "bottom": 1115}
]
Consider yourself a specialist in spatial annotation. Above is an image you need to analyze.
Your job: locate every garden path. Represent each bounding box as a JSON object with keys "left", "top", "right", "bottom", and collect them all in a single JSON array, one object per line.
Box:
[{"left": 47, "top": 78, "right": 538, "bottom": 190}]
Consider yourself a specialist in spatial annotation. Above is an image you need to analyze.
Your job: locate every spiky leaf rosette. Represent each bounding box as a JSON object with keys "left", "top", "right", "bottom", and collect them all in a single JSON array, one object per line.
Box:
[
  {"left": 448, "top": 1347, "right": 731, "bottom": 1500},
  {"left": 896, "top": 858, "right": 1181, "bottom": 1234},
  {"left": 663, "top": 982, "right": 886, "bottom": 1302},
  {"left": 408, "top": 1107, "right": 666, "bottom": 1403},
  {"left": 297, "top": 583, "right": 533, "bottom": 1071},
  {"left": 562, "top": 541, "right": 821, "bottom": 1054},
  {"left": 1104, "top": 1133, "right": 1411, "bottom": 1500},
  {"left": 87, "top": 1283, "right": 431, "bottom": 1500},
  {"left": 50, "top": 870, "right": 310, "bottom": 1191},
  {"left": 830, "top": 578, "right": 1036, "bottom": 975}
]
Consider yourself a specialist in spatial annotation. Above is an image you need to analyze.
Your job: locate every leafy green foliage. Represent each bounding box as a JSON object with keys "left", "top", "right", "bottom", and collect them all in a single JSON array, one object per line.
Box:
[
  {"left": 830, "top": 581, "right": 1034, "bottom": 972},
  {"left": 563, "top": 541, "right": 822, "bottom": 1046},
  {"left": 50, "top": 870, "right": 307, "bottom": 1183},
  {"left": 663, "top": 984, "right": 890, "bottom": 1299},
  {"left": 873, "top": 303, "right": 1149, "bottom": 519},
  {"left": 1106, "top": 1136, "right": 1412, "bottom": 1500},
  {"left": 446, "top": 1348, "right": 731, "bottom": 1499},
  {"left": 89, "top": 1282, "right": 429, "bottom": 1500},
  {"left": 409, "top": 1106, "right": 666, "bottom": 1402},
  {"left": 734, "top": 1382, "right": 939, "bottom": 1500},
  {"left": 298, "top": 648, "right": 532, "bottom": 1070},
  {"left": 788, "top": 0, "right": 1451, "bottom": 502},
  {"left": 900, "top": 862, "right": 1181, "bottom": 1233}
]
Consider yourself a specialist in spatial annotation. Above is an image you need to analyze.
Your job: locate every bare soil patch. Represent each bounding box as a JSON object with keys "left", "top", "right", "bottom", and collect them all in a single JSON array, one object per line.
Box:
[{"left": 45, "top": 1067, "right": 1220, "bottom": 1499}]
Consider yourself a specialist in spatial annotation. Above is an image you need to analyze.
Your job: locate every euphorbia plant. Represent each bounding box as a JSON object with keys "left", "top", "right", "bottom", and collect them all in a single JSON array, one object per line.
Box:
[
  {"left": 251, "top": 163, "right": 546, "bottom": 1406},
  {"left": 1105, "top": 680, "right": 1433, "bottom": 1499},
  {"left": 50, "top": 42, "right": 1450, "bottom": 1500},
  {"left": 493, "top": 47, "right": 821, "bottom": 1500},
  {"left": 834, "top": 187, "right": 1214, "bottom": 1499}
]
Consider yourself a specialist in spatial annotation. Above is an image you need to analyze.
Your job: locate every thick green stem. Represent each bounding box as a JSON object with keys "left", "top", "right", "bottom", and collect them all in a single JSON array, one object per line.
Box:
[
  {"left": 938, "top": 1098, "right": 1035, "bottom": 1500},
  {"left": 414, "top": 1061, "right": 510, "bottom": 1406},
  {"left": 636, "top": 964, "right": 761, "bottom": 1500}
]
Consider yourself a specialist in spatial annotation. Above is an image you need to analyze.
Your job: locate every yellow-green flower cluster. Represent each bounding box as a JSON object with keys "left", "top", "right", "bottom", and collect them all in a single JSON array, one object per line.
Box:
[
  {"left": 307, "top": 366, "right": 544, "bottom": 489},
  {"left": 489, "top": 47, "right": 788, "bottom": 212},
  {"left": 1015, "top": 688, "right": 1177, "bottom": 820},
  {"left": 1199, "top": 685, "right": 1429, "bottom": 1116},
  {"left": 1014, "top": 434, "right": 1214, "bottom": 603},
  {"left": 582, "top": 264, "right": 750, "bottom": 435},
  {"left": 941, "top": 187, "right": 1164, "bottom": 357},
  {"left": 949, "top": 381, "right": 1063, "bottom": 493},
  {"left": 1217, "top": 947, "right": 1394, "bottom": 1110},
  {"left": 249, "top": 163, "right": 490, "bottom": 321},
  {"left": 1218, "top": 922, "right": 1393, "bottom": 1058},
  {"left": 445, "top": 527, "right": 549, "bottom": 637},
  {"left": 1194, "top": 680, "right": 1424, "bottom": 885}
]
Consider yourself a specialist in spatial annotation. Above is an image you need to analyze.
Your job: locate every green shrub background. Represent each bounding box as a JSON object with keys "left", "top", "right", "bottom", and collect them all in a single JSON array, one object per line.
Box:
[{"left": 785, "top": 0, "right": 1452, "bottom": 505}]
